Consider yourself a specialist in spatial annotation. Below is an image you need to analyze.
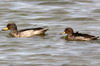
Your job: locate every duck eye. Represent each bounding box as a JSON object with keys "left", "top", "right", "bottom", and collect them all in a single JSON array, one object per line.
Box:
[{"left": 7, "top": 24, "right": 10, "bottom": 27}]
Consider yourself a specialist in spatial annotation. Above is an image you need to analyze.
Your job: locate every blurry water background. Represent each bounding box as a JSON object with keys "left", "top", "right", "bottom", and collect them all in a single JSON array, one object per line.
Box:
[{"left": 0, "top": 0, "right": 100, "bottom": 66}]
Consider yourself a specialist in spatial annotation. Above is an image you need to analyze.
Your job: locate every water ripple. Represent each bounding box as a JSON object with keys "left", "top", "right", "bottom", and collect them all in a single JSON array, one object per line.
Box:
[{"left": 0, "top": 0, "right": 100, "bottom": 66}]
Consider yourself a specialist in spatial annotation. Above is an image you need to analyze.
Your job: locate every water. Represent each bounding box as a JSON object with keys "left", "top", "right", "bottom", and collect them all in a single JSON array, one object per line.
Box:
[{"left": 0, "top": 0, "right": 100, "bottom": 66}]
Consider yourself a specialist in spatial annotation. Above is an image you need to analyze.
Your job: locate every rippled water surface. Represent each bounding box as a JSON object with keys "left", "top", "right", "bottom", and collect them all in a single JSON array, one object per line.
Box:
[{"left": 0, "top": 0, "right": 100, "bottom": 66}]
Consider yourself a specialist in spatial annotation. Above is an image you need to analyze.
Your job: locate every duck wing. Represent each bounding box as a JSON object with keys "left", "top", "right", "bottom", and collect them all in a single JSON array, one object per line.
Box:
[
  {"left": 73, "top": 32, "right": 99, "bottom": 40},
  {"left": 19, "top": 27, "right": 48, "bottom": 32}
]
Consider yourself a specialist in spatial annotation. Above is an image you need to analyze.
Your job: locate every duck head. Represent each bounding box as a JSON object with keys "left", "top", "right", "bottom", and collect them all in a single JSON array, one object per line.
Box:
[
  {"left": 61, "top": 27, "right": 74, "bottom": 35},
  {"left": 2, "top": 23, "right": 17, "bottom": 31}
]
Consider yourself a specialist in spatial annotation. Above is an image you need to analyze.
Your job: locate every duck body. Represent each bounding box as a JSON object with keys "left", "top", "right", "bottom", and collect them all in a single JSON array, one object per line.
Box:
[
  {"left": 65, "top": 32, "right": 98, "bottom": 41},
  {"left": 62, "top": 27, "right": 99, "bottom": 41},
  {"left": 2, "top": 23, "right": 48, "bottom": 38},
  {"left": 10, "top": 28, "right": 48, "bottom": 37}
]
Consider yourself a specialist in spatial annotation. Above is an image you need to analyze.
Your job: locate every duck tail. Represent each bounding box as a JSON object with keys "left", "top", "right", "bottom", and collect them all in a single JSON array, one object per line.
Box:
[
  {"left": 40, "top": 28, "right": 48, "bottom": 33},
  {"left": 92, "top": 36, "right": 99, "bottom": 40}
]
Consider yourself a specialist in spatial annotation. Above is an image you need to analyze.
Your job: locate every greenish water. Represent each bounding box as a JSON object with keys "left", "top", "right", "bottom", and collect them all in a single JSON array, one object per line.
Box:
[{"left": 0, "top": 0, "right": 100, "bottom": 66}]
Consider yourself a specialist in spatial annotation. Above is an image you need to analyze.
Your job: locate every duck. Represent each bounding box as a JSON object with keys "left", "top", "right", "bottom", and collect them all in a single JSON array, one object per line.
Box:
[
  {"left": 61, "top": 27, "right": 99, "bottom": 41},
  {"left": 2, "top": 23, "right": 48, "bottom": 38}
]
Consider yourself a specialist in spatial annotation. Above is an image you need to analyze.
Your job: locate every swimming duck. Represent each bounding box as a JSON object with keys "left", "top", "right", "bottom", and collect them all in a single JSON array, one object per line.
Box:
[
  {"left": 2, "top": 23, "right": 48, "bottom": 37},
  {"left": 61, "top": 27, "right": 99, "bottom": 41}
]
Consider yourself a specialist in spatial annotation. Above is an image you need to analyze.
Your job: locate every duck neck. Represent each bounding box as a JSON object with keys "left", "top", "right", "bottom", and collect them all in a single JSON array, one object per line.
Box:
[
  {"left": 67, "top": 34, "right": 74, "bottom": 39},
  {"left": 11, "top": 29, "right": 18, "bottom": 35}
]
